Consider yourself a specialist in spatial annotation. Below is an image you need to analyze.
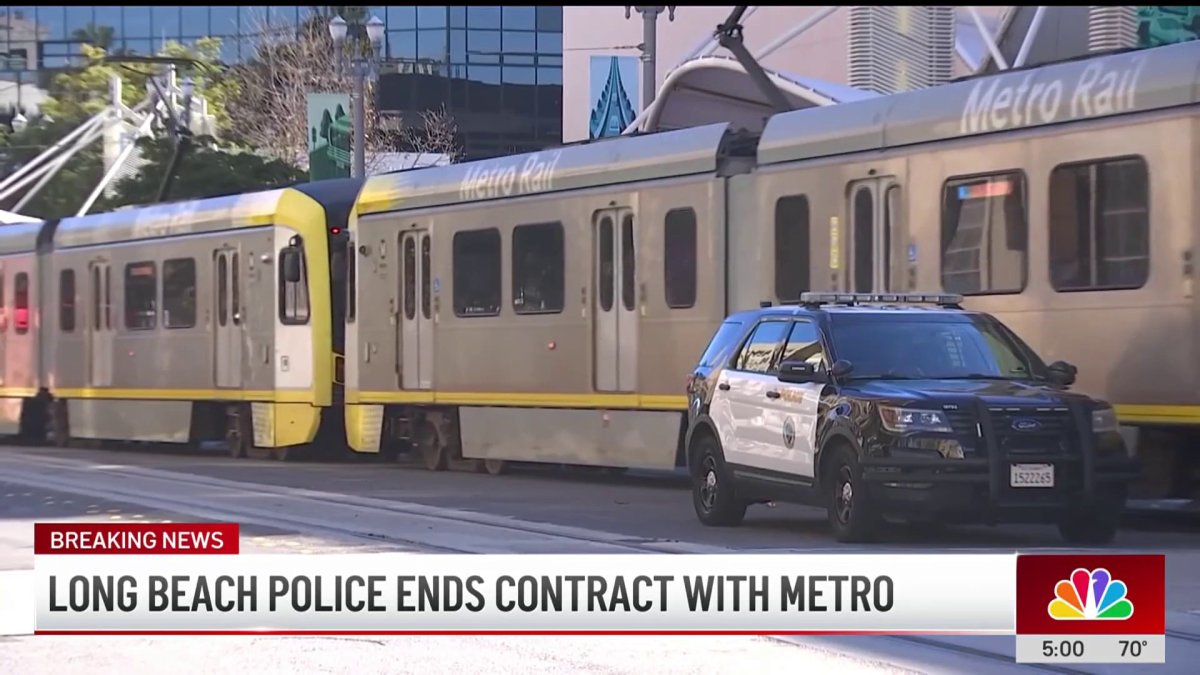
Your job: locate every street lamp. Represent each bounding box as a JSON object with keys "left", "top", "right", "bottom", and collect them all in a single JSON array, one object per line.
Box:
[{"left": 330, "top": 14, "right": 385, "bottom": 179}]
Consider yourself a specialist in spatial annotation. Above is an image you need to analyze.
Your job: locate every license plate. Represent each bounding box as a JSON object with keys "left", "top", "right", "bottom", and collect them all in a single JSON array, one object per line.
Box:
[{"left": 1010, "top": 463, "right": 1054, "bottom": 488}]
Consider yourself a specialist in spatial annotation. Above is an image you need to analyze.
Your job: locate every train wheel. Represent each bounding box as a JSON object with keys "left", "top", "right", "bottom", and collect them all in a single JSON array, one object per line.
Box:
[
  {"left": 481, "top": 459, "right": 508, "bottom": 476},
  {"left": 49, "top": 400, "right": 70, "bottom": 448},
  {"left": 225, "top": 406, "right": 252, "bottom": 459},
  {"left": 416, "top": 421, "right": 447, "bottom": 471}
]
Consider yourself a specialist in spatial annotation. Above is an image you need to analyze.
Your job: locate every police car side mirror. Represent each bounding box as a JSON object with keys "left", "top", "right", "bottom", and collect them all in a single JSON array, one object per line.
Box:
[
  {"left": 777, "top": 360, "right": 826, "bottom": 385},
  {"left": 1047, "top": 360, "right": 1076, "bottom": 387},
  {"left": 830, "top": 359, "right": 854, "bottom": 379}
]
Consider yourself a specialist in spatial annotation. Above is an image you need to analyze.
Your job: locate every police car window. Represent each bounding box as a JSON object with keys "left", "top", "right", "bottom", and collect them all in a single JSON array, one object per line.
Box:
[
  {"left": 781, "top": 321, "right": 824, "bottom": 367},
  {"left": 830, "top": 316, "right": 1040, "bottom": 380},
  {"left": 736, "top": 320, "right": 789, "bottom": 374},
  {"left": 699, "top": 321, "right": 742, "bottom": 368}
]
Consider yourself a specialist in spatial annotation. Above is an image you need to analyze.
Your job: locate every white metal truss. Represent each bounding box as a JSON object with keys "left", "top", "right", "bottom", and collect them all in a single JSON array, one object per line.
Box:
[{"left": 0, "top": 65, "right": 212, "bottom": 218}]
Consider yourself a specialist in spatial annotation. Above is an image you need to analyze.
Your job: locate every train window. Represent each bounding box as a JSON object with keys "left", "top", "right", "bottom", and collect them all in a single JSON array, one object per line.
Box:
[
  {"left": 512, "top": 221, "right": 564, "bottom": 315},
  {"left": 452, "top": 228, "right": 501, "bottom": 317},
  {"left": 60, "top": 269, "right": 76, "bottom": 333},
  {"left": 941, "top": 171, "right": 1028, "bottom": 295},
  {"left": 279, "top": 248, "right": 310, "bottom": 325},
  {"left": 0, "top": 271, "right": 5, "bottom": 333},
  {"left": 421, "top": 235, "right": 431, "bottom": 320},
  {"left": 163, "top": 259, "right": 196, "bottom": 329},
  {"left": 774, "top": 195, "right": 811, "bottom": 302},
  {"left": 104, "top": 266, "right": 111, "bottom": 330},
  {"left": 403, "top": 236, "right": 417, "bottom": 320},
  {"left": 231, "top": 253, "right": 240, "bottom": 325},
  {"left": 217, "top": 255, "right": 228, "bottom": 327},
  {"left": 1048, "top": 156, "right": 1149, "bottom": 292},
  {"left": 346, "top": 241, "right": 356, "bottom": 324},
  {"left": 598, "top": 217, "right": 614, "bottom": 312},
  {"left": 852, "top": 188, "right": 874, "bottom": 293},
  {"left": 124, "top": 262, "right": 157, "bottom": 331},
  {"left": 664, "top": 208, "right": 697, "bottom": 309},
  {"left": 91, "top": 266, "right": 100, "bottom": 331},
  {"left": 621, "top": 214, "right": 636, "bottom": 311},
  {"left": 14, "top": 272, "right": 29, "bottom": 334},
  {"left": 735, "top": 320, "right": 789, "bottom": 374}
]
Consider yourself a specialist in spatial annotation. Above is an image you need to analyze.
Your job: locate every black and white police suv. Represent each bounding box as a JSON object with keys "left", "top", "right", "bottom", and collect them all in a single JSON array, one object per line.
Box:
[{"left": 683, "top": 292, "right": 1140, "bottom": 544}]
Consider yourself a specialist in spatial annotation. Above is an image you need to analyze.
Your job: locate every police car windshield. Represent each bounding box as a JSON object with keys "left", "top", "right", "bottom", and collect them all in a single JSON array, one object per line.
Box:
[{"left": 829, "top": 315, "right": 1044, "bottom": 381}]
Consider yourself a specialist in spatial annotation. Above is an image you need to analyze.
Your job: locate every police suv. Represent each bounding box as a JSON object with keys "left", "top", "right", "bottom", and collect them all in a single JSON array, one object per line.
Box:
[{"left": 683, "top": 293, "right": 1140, "bottom": 544}]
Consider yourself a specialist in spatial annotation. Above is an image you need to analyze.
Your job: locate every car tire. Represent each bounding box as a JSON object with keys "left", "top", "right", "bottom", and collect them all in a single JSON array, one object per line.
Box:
[
  {"left": 824, "top": 446, "right": 880, "bottom": 543},
  {"left": 690, "top": 434, "right": 747, "bottom": 527},
  {"left": 1057, "top": 507, "right": 1120, "bottom": 546}
]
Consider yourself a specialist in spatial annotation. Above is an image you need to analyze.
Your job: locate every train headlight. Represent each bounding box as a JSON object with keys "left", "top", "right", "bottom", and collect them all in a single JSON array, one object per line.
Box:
[
  {"left": 879, "top": 406, "right": 953, "bottom": 434},
  {"left": 1091, "top": 406, "right": 1118, "bottom": 434}
]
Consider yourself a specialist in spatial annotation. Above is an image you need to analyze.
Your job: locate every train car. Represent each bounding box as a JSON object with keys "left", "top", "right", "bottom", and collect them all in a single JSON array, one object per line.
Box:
[
  {"left": 0, "top": 219, "right": 47, "bottom": 439},
  {"left": 734, "top": 39, "right": 1200, "bottom": 496},
  {"left": 2, "top": 180, "right": 360, "bottom": 458},
  {"left": 343, "top": 124, "right": 757, "bottom": 472},
  {"left": 342, "top": 39, "right": 1200, "bottom": 497}
]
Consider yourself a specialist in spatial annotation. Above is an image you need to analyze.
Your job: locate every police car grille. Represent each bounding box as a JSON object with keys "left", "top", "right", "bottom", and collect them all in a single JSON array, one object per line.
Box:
[
  {"left": 942, "top": 409, "right": 978, "bottom": 437},
  {"left": 988, "top": 407, "right": 1076, "bottom": 456}
]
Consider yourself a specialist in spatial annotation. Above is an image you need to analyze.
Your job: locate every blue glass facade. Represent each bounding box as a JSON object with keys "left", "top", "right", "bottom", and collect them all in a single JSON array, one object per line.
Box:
[{"left": 0, "top": 6, "right": 563, "bottom": 158}]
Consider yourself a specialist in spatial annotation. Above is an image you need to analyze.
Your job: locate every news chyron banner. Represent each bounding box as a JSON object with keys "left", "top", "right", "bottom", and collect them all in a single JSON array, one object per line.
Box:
[{"left": 6, "top": 523, "right": 1166, "bottom": 664}]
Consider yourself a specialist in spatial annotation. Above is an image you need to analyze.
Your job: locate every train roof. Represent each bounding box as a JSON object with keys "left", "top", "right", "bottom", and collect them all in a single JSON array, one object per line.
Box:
[
  {"left": 757, "top": 40, "right": 1200, "bottom": 165},
  {"left": 50, "top": 179, "right": 361, "bottom": 250},
  {"left": 0, "top": 221, "right": 44, "bottom": 256},
  {"left": 355, "top": 122, "right": 734, "bottom": 217}
]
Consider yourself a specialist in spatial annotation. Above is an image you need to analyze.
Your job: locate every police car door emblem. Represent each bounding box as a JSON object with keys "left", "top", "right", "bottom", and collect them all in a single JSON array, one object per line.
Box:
[{"left": 782, "top": 417, "right": 796, "bottom": 448}]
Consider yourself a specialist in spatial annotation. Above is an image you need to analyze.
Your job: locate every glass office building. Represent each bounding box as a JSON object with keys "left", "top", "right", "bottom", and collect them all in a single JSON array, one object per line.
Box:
[{"left": 0, "top": 6, "right": 563, "bottom": 158}]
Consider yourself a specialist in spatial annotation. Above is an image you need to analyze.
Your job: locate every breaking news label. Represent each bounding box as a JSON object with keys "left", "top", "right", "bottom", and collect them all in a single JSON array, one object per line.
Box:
[{"left": 0, "top": 523, "right": 1165, "bottom": 663}]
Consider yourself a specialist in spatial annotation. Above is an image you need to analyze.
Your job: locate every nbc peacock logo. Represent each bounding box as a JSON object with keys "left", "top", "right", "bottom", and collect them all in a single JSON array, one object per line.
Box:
[{"left": 1048, "top": 567, "right": 1134, "bottom": 620}]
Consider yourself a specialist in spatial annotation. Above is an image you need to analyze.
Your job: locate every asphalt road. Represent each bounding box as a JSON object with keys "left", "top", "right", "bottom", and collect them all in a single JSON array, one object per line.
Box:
[{"left": 2, "top": 444, "right": 1199, "bottom": 673}]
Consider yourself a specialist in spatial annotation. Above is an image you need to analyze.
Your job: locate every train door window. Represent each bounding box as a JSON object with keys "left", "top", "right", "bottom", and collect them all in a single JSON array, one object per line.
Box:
[
  {"left": 0, "top": 271, "right": 6, "bottom": 333},
  {"left": 621, "top": 214, "right": 636, "bottom": 311},
  {"left": 163, "top": 258, "right": 196, "bottom": 329},
  {"left": 452, "top": 228, "right": 501, "bottom": 317},
  {"left": 60, "top": 269, "right": 76, "bottom": 333},
  {"left": 124, "top": 262, "right": 157, "bottom": 330},
  {"left": 14, "top": 272, "right": 29, "bottom": 334},
  {"left": 279, "top": 248, "right": 310, "bottom": 325},
  {"left": 664, "top": 208, "right": 697, "bottom": 309},
  {"left": 735, "top": 320, "right": 789, "bottom": 374},
  {"left": 421, "top": 235, "right": 431, "bottom": 320},
  {"left": 598, "top": 217, "right": 614, "bottom": 311},
  {"left": 774, "top": 195, "right": 811, "bottom": 302},
  {"left": 231, "top": 253, "right": 240, "bottom": 325},
  {"left": 217, "top": 254, "right": 228, "bottom": 326},
  {"left": 104, "top": 266, "right": 111, "bottom": 330},
  {"left": 90, "top": 266, "right": 101, "bottom": 331},
  {"left": 941, "top": 171, "right": 1028, "bottom": 295},
  {"left": 512, "top": 221, "right": 564, "bottom": 314},
  {"left": 403, "top": 235, "right": 417, "bottom": 320},
  {"left": 852, "top": 187, "right": 874, "bottom": 293},
  {"left": 1048, "top": 156, "right": 1150, "bottom": 291}
]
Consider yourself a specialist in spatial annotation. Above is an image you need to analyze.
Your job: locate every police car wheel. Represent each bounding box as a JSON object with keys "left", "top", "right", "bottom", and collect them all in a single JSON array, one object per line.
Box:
[
  {"left": 690, "top": 435, "right": 747, "bottom": 527},
  {"left": 825, "top": 447, "right": 880, "bottom": 543},
  {"left": 1057, "top": 508, "right": 1120, "bottom": 546}
]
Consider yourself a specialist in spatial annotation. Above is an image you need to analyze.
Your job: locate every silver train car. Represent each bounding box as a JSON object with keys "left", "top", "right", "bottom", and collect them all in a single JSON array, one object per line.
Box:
[
  {"left": 0, "top": 180, "right": 359, "bottom": 458},
  {"left": 344, "top": 40, "right": 1200, "bottom": 495}
]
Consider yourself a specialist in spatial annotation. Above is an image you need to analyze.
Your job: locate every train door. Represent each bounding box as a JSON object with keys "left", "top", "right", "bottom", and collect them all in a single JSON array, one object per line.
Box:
[
  {"left": 213, "top": 249, "right": 243, "bottom": 388},
  {"left": 398, "top": 229, "right": 433, "bottom": 390},
  {"left": 846, "top": 178, "right": 902, "bottom": 293},
  {"left": 87, "top": 261, "right": 113, "bottom": 387},
  {"left": 592, "top": 208, "right": 638, "bottom": 392}
]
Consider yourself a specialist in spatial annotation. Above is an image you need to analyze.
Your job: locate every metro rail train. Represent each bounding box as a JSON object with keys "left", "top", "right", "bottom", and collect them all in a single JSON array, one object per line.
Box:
[
  {"left": 341, "top": 39, "right": 1200, "bottom": 495},
  {"left": 0, "top": 180, "right": 359, "bottom": 458}
]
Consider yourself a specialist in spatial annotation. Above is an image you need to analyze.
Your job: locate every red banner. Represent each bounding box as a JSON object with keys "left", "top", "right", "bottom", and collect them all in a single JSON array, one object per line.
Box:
[
  {"left": 34, "top": 523, "right": 239, "bottom": 555},
  {"left": 1016, "top": 554, "right": 1165, "bottom": 635}
]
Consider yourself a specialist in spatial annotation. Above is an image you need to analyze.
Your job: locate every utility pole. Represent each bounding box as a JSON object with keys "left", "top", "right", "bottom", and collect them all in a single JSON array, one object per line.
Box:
[{"left": 626, "top": 6, "right": 676, "bottom": 112}]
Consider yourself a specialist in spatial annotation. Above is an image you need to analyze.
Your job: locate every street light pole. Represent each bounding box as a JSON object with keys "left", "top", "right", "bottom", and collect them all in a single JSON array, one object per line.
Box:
[
  {"left": 330, "top": 15, "right": 384, "bottom": 179},
  {"left": 626, "top": 6, "right": 676, "bottom": 113}
]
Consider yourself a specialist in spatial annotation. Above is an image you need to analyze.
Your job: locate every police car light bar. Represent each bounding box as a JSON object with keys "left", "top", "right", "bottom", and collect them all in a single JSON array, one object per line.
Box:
[{"left": 799, "top": 292, "right": 964, "bottom": 306}]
